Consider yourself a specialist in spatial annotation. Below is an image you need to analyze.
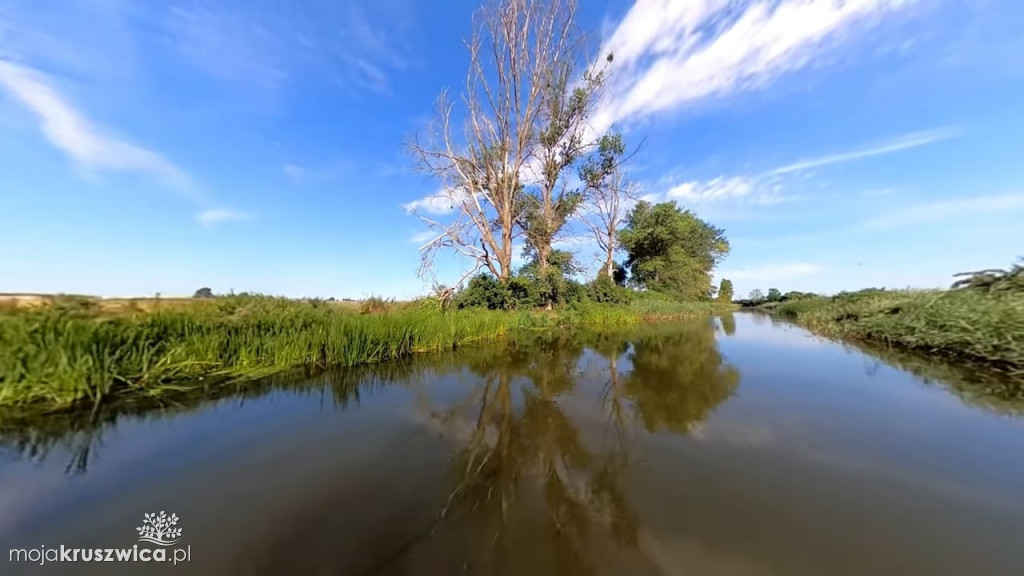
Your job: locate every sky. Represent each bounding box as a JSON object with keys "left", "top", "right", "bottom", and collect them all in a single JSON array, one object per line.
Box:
[{"left": 1, "top": 0, "right": 1022, "bottom": 299}]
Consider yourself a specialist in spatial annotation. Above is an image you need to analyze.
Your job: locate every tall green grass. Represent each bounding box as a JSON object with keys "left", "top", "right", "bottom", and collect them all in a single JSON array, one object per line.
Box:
[
  {"left": 0, "top": 295, "right": 726, "bottom": 411},
  {"left": 772, "top": 288, "right": 1024, "bottom": 375}
]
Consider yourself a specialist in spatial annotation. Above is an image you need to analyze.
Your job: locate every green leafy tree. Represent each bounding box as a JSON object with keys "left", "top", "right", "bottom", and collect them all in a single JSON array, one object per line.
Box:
[
  {"left": 193, "top": 287, "right": 214, "bottom": 299},
  {"left": 717, "top": 278, "right": 734, "bottom": 302},
  {"left": 618, "top": 201, "right": 730, "bottom": 300},
  {"left": 519, "top": 249, "right": 582, "bottom": 308},
  {"left": 767, "top": 288, "right": 782, "bottom": 302}
]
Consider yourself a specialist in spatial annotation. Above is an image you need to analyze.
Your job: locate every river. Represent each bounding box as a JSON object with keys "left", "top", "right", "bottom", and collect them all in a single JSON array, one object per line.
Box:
[{"left": 2, "top": 313, "right": 1023, "bottom": 575}]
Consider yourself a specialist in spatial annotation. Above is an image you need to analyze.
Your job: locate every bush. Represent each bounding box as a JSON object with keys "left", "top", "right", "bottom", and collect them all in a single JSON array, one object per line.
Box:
[
  {"left": 360, "top": 295, "right": 393, "bottom": 314},
  {"left": 589, "top": 274, "right": 634, "bottom": 304}
]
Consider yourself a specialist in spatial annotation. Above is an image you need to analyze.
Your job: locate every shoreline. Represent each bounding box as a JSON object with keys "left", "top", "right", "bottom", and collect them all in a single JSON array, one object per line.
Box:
[
  {"left": 0, "top": 296, "right": 733, "bottom": 415},
  {"left": 766, "top": 289, "right": 1024, "bottom": 379}
]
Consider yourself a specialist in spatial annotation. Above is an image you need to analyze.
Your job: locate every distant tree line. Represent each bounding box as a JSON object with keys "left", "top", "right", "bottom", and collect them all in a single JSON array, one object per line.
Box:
[{"left": 737, "top": 288, "right": 821, "bottom": 308}]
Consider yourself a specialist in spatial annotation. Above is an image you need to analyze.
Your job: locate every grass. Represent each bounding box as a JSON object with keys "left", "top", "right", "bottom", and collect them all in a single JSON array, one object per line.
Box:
[
  {"left": 771, "top": 288, "right": 1024, "bottom": 376},
  {"left": 0, "top": 294, "right": 730, "bottom": 412}
]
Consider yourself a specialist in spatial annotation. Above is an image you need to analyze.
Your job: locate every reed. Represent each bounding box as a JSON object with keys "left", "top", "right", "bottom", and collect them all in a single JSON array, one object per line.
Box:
[
  {"left": 772, "top": 288, "right": 1024, "bottom": 376},
  {"left": 0, "top": 295, "right": 726, "bottom": 411}
]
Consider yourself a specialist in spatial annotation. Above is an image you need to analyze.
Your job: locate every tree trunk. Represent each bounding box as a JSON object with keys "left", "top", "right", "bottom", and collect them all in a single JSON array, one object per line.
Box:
[{"left": 537, "top": 243, "right": 551, "bottom": 276}]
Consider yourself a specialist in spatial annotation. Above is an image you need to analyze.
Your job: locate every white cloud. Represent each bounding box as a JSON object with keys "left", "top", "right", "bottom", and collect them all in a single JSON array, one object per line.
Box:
[
  {"left": 410, "top": 229, "right": 438, "bottom": 245},
  {"left": 768, "top": 128, "right": 959, "bottom": 175},
  {"left": 645, "top": 127, "right": 953, "bottom": 212},
  {"left": 283, "top": 164, "right": 306, "bottom": 180},
  {"left": 593, "top": 0, "right": 915, "bottom": 132},
  {"left": 402, "top": 194, "right": 456, "bottom": 215},
  {"left": 0, "top": 59, "right": 194, "bottom": 194},
  {"left": 196, "top": 209, "right": 250, "bottom": 227},
  {"left": 864, "top": 193, "right": 1024, "bottom": 229},
  {"left": 720, "top": 263, "right": 824, "bottom": 282}
]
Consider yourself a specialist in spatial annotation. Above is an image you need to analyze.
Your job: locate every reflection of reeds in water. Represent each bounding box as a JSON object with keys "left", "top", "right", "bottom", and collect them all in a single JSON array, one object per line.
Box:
[{"left": 0, "top": 358, "right": 435, "bottom": 475}]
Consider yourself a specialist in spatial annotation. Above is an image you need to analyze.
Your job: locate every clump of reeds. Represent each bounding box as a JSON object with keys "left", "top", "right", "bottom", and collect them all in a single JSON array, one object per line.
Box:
[{"left": 0, "top": 295, "right": 724, "bottom": 411}]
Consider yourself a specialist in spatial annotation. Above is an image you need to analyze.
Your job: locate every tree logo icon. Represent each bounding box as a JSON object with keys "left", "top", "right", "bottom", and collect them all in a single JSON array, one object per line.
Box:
[{"left": 136, "top": 512, "right": 183, "bottom": 546}]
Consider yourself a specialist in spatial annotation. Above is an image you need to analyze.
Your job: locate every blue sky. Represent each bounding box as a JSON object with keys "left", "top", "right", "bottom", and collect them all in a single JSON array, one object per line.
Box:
[{"left": 1, "top": 0, "right": 1022, "bottom": 299}]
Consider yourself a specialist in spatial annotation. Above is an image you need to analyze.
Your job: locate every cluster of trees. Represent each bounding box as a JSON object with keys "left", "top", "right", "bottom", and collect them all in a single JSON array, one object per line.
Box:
[
  {"left": 408, "top": 0, "right": 729, "bottom": 308},
  {"left": 739, "top": 288, "right": 820, "bottom": 307}
]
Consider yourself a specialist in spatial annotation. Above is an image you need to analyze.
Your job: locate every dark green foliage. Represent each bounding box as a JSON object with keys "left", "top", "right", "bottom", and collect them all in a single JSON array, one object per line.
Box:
[
  {"left": 612, "top": 262, "right": 628, "bottom": 286},
  {"left": 782, "top": 291, "right": 818, "bottom": 301},
  {"left": 766, "top": 288, "right": 782, "bottom": 302},
  {"left": 589, "top": 274, "right": 634, "bottom": 304},
  {"left": 193, "top": 287, "right": 214, "bottom": 299},
  {"left": 619, "top": 201, "right": 730, "bottom": 301},
  {"left": 457, "top": 275, "right": 513, "bottom": 310}
]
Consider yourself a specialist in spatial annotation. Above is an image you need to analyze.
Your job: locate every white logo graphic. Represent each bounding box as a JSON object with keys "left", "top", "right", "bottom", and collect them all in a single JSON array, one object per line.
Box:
[{"left": 136, "top": 512, "right": 183, "bottom": 546}]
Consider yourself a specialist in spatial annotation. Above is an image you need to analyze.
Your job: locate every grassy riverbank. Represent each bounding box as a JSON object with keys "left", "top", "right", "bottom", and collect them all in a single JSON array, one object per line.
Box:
[
  {"left": 772, "top": 288, "right": 1024, "bottom": 376},
  {"left": 0, "top": 295, "right": 729, "bottom": 411}
]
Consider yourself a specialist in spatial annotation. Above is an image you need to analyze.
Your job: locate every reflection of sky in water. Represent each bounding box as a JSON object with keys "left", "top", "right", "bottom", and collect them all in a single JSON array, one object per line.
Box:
[{"left": 1, "top": 315, "right": 1024, "bottom": 574}]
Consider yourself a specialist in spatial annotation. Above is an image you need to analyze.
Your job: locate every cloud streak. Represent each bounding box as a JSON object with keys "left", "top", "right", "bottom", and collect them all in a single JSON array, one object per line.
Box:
[
  {"left": 646, "top": 127, "right": 954, "bottom": 211},
  {"left": 768, "top": 128, "right": 960, "bottom": 175},
  {"left": 163, "top": 2, "right": 411, "bottom": 94},
  {"left": 0, "top": 59, "right": 195, "bottom": 195},
  {"left": 720, "top": 263, "right": 824, "bottom": 282},
  {"left": 196, "top": 209, "right": 250, "bottom": 227},
  {"left": 593, "top": 0, "right": 915, "bottom": 132},
  {"left": 402, "top": 194, "right": 456, "bottom": 215},
  {"left": 864, "top": 193, "right": 1024, "bottom": 229}
]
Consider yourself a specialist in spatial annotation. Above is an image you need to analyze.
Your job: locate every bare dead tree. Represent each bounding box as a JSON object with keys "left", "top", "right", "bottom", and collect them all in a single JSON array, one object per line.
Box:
[
  {"left": 579, "top": 133, "right": 632, "bottom": 279},
  {"left": 407, "top": 0, "right": 609, "bottom": 290}
]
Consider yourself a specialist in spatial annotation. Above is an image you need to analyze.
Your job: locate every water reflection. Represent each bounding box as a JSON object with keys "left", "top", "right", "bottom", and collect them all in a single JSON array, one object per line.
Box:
[
  {"left": 3, "top": 315, "right": 1024, "bottom": 574},
  {"left": 720, "top": 313, "right": 737, "bottom": 336},
  {"left": 0, "top": 359, "right": 424, "bottom": 475},
  {"left": 402, "top": 323, "right": 738, "bottom": 573}
]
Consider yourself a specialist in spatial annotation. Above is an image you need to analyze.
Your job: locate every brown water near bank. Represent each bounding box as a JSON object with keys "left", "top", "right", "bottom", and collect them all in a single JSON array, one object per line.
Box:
[{"left": 2, "top": 314, "right": 1023, "bottom": 575}]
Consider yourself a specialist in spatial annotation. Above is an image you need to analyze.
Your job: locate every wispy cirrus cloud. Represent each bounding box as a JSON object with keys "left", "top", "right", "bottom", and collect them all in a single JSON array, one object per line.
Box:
[
  {"left": 593, "top": 0, "right": 917, "bottom": 132},
  {"left": 0, "top": 59, "right": 195, "bottom": 195},
  {"left": 719, "top": 262, "right": 825, "bottom": 282},
  {"left": 162, "top": 1, "right": 413, "bottom": 94},
  {"left": 402, "top": 194, "right": 455, "bottom": 215},
  {"left": 196, "top": 209, "right": 250, "bottom": 227},
  {"left": 645, "top": 127, "right": 954, "bottom": 214},
  {"left": 0, "top": 58, "right": 253, "bottom": 227},
  {"left": 863, "top": 192, "right": 1024, "bottom": 230},
  {"left": 768, "top": 128, "right": 960, "bottom": 175}
]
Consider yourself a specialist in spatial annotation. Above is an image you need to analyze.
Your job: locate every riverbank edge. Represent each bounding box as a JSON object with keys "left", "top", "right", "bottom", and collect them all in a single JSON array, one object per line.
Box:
[
  {"left": 0, "top": 300, "right": 735, "bottom": 416},
  {"left": 766, "top": 290, "right": 1024, "bottom": 378}
]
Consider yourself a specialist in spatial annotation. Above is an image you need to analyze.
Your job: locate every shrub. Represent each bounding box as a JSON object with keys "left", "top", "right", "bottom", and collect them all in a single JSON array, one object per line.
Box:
[{"left": 589, "top": 274, "right": 634, "bottom": 304}]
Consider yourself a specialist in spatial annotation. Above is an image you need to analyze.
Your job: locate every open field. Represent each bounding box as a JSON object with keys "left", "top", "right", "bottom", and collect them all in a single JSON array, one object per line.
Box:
[{"left": 0, "top": 294, "right": 730, "bottom": 412}]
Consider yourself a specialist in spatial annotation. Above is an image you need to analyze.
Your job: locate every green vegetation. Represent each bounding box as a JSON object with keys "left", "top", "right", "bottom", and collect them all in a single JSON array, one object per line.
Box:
[
  {"left": 771, "top": 264, "right": 1024, "bottom": 375},
  {"left": 0, "top": 294, "right": 730, "bottom": 412},
  {"left": 717, "top": 278, "right": 734, "bottom": 303},
  {"left": 619, "top": 201, "right": 730, "bottom": 300}
]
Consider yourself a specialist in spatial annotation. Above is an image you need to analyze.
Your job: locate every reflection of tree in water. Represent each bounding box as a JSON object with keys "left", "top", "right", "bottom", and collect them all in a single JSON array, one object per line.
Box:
[
  {"left": 624, "top": 322, "right": 740, "bottom": 435},
  {"left": 423, "top": 323, "right": 739, "bottom": 573},
  {"left": 423, "top": 333, "right": 639, "bottom": 574},
  {"left": 720, "top": 313, "right": 736, "bottom": 336}
]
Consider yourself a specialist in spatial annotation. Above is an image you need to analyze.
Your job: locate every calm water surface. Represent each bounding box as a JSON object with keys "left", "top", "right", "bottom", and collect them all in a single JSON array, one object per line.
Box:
[{"left": 2, "top": 313, "right": 1024, "bottom": 575}]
